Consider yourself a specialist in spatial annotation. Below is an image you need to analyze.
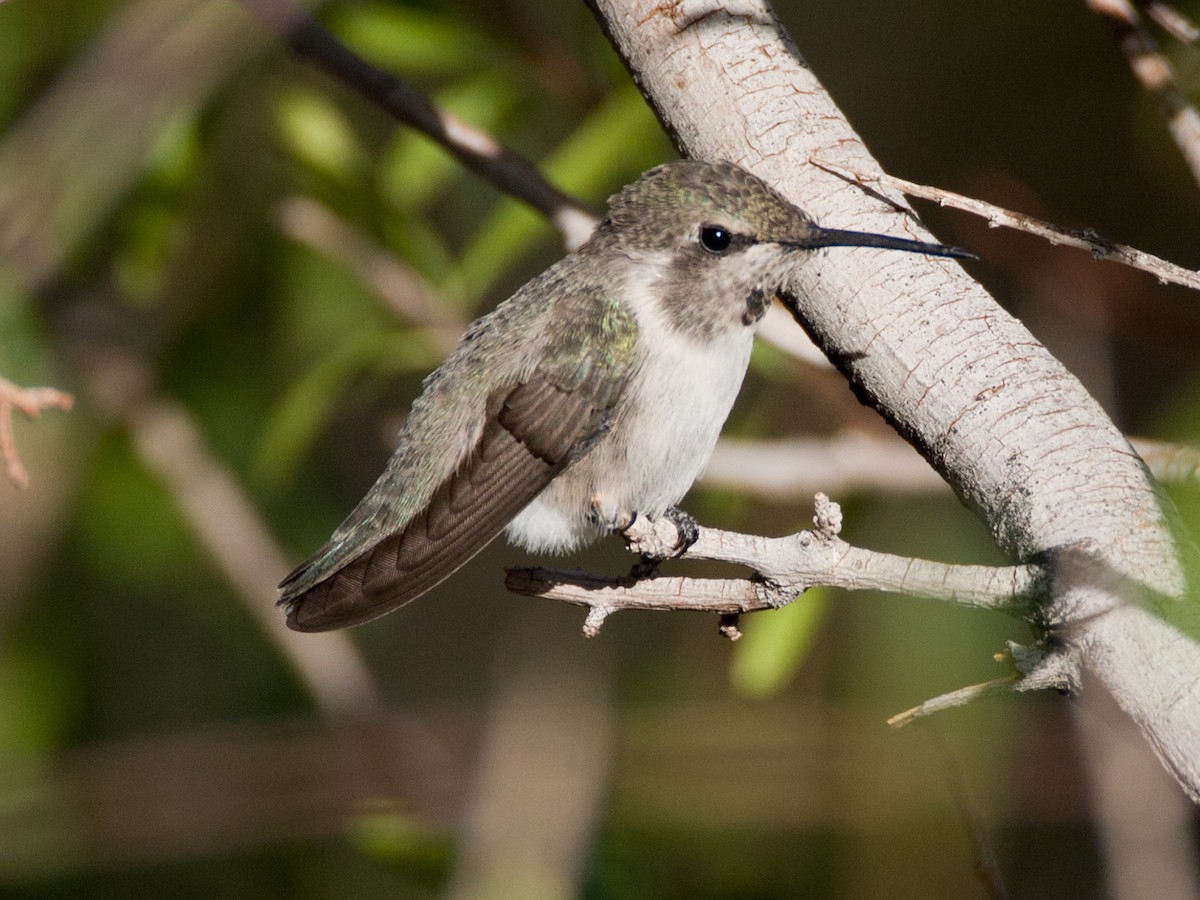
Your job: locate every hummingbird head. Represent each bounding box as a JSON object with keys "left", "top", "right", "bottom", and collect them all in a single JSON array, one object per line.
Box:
[{"left": 597, "top": 159, "right": 971, "bottom": 340}]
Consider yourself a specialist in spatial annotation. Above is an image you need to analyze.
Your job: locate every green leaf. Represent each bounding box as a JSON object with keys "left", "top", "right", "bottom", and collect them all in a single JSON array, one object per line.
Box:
[
  {"left": 729, "top": 589, "right": 831, "bottom": 698},
  {"left": 346, "top": 800, "right": 452, "bottom": 871},
  {"left": 329, "top": 3, "right": 497, "bottom": 77},
  {"left": 0, "top": 637, "right": 75, "bottom": 763},
  {"left": 275, "top": 88, "right": 366, "bottom": 185}
]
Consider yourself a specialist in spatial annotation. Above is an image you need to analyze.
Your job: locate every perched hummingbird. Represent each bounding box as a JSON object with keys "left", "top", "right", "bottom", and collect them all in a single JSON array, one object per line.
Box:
[{"left": 280, "top": 159, "right": 970, "bottom": 631}]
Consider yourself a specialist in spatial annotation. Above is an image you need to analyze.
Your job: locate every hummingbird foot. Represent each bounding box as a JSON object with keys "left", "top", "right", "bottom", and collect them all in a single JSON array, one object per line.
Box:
[
  {"left": 661, "top": 506, "right": 700, "bottom": 553},
  {"left": 587, "top": 496, "right": 637, "bottom": 534},
  {"left": 620, "top": 506, "right": 700, "bottom": 575}
]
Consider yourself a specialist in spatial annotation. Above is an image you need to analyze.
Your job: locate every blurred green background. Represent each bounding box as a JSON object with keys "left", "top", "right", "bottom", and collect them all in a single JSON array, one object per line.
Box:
[{"left": 1, "top": 0, "right": 1199, "bottom": 897}]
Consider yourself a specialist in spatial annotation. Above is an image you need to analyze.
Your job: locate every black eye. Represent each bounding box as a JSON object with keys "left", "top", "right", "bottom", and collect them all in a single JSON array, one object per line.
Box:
[{"left": 699, "top": 224, "right": 733, "bottom": 254}]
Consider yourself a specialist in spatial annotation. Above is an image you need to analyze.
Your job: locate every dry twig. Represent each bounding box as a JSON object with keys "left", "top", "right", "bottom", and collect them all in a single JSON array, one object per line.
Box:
[
  {"left": 812, "top": 157, "right": 1200, "bottom": 291},
  {"left": 0, "top": 377, "right": 74, "bottom": 488}
]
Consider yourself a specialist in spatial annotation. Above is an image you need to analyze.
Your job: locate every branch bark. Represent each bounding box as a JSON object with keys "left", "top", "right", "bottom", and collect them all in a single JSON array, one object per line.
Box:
[
  {"left": 588, "top": 0, "right": 1200, "bottom": 802},
  {"left": 509, "top": 494, "right": 1041, "bottom": 635}
]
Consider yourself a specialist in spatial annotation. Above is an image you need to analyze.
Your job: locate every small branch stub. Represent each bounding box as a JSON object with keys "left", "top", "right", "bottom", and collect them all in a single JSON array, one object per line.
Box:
[
  {"left": 0, "top": 377, "right": 75, "bottom": 488},
  {"left": 811, "top": 491, "right": 842, "bottom": 539}
]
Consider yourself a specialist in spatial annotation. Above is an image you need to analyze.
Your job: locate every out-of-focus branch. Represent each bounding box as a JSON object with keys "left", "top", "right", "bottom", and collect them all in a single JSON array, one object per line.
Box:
[
  {"left": 703, "top": 432, "right": 946, "bottom": 499},
  {"left": 1135, "top": 0, "right": 1200, "bottom": 42},
  {"left": 0, "top": 377, "right": 74, "bottom": 488},
  {"left": 702, "top": 434, "right": 1200, "bottom": 500},
  {"left": 1071, "top": 683, "right": 1200, "bottom": 900},
  {"left": 812, "top": 157, "right": 1200, "bottom": 291},
  {"left": 444, "top": 624, "right": 614, "bottom": 900},
  {"left": 84, "top": 350, "right": 382, "bottom": 716},
  {"left": 1130, "top": 436, "right": 1200, "bottom": 484},
  {"left": 0, "top": 0, "right": 290, "bottom": 289},
  {"left": 923, "top": 726, "right": 1011, "bottom": 900},
  {"left": 235, "top": 0, "right": 599, "bottom": 249},
  {"left": 276, "top": 194, "right": 467, "bottom": 353},
  {"left": 1087, "top": 0, "right": 1200, "bottom": 191}
]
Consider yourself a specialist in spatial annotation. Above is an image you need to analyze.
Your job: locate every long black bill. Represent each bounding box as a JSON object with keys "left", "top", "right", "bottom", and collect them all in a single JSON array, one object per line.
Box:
[{"left": 791, "top": 226, "right": 976, "bottom": 260}]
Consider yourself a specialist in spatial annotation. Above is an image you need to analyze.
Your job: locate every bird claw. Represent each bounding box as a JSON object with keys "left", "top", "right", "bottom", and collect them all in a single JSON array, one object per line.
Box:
[
  {"left": 621, "top": 506, "right": 699, "bottom": 571},
  {"left": 661, "top": 506, "right": 699, "bottom": 553}
]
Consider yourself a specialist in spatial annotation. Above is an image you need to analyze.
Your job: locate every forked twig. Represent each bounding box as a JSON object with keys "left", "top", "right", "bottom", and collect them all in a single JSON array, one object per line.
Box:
[{"left": 0, "top": 377, "right": 74, "bottom": 488}]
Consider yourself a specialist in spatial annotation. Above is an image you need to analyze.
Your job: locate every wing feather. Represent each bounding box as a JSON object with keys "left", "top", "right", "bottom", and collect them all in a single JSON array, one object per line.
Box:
[{"left": 282, "top": 372, "right": 617, "bottom": 631}]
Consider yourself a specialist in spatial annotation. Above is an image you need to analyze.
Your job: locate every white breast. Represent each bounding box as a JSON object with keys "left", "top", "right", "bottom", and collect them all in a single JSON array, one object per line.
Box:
[{"left": 506, "top": 270, "right": 757, "bottom": 553}]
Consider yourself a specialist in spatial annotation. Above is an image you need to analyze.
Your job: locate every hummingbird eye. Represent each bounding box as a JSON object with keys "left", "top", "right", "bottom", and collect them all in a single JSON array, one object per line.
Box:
[{"left": 699, "top": 224, "right": 733, "bottom": 255}]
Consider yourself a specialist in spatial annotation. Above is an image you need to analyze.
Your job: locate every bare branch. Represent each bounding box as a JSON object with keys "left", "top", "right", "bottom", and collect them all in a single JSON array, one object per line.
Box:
[
  {"left": 811, "top": 156, "right": 1200, "bottom": 291},
  {"left": 235, "top": 0, "right": 598, "bottom": 249},
  {"left": 0, "top": 377, "right": 74, "bottom": 489},
  {"left": 508, "top": 495, "right": 1041, "bottom": 638}
]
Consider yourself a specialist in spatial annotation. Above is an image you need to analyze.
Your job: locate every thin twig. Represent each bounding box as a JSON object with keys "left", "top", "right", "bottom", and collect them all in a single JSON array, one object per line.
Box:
[
  {"left": 921, "top": 724, "right": 1011, "bottom": 900},
  {"left": 0, "top": 377, "right": 74, "bottom": 488},
  {"left": 235, "top": 0, "right": 598, "bottom": 249},
  {"left": 1087, "top": 0, "right": 1200, "bottom": 190},
  {"left": 812, "top": 156, "right": 1200, "bottom": 291}
]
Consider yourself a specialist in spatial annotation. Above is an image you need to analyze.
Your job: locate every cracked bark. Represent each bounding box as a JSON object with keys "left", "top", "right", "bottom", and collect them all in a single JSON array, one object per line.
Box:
[{"left": 589, "top": 0, "right": 1200, "bottom": 802}]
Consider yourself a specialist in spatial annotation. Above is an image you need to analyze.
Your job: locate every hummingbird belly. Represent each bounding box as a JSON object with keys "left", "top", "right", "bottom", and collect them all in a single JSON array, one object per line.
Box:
[{"left": 505, "top": 304, "right": 756, "bottom": 553}]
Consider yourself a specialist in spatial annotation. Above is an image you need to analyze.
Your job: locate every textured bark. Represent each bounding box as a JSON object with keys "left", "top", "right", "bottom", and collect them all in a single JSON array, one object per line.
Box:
[{"left": 590, "top": 0, "right": 1200, "bottom": 801}]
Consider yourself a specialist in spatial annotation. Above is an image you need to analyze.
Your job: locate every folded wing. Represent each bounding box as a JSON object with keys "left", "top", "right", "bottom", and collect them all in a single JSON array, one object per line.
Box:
[{"left": 281, "top": 366, "right": 622, "bottom": 631}]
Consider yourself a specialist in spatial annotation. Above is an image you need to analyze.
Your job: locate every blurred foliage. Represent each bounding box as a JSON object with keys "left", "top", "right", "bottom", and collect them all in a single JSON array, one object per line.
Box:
[
  {"left": 0, "top": 0, "right": 1198, "bottom": 898},
  {"left": 730, "top": 588, "right": 831, "bottom": 700}
]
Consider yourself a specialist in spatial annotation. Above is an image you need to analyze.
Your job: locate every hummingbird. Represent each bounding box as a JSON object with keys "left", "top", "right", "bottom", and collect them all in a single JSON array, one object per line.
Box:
[{"left": 279, "top": 159, "right": 971, "bottom": 631}]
